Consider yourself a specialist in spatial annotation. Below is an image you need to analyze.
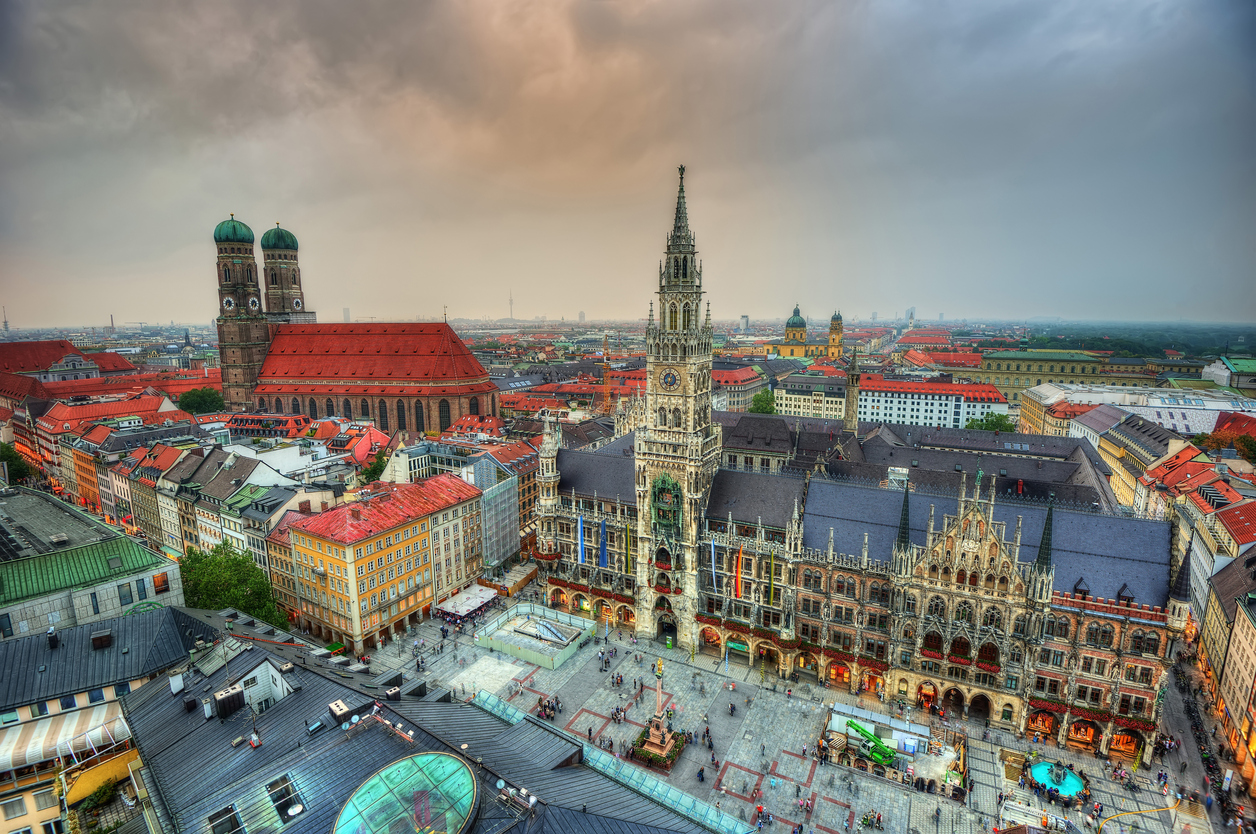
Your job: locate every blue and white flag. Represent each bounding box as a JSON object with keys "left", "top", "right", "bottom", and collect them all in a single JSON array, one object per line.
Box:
[
  {"left": 598, "top": 519, "right": 608, "bottom": 568},
  {"left": 710, "top": 540, "right": 718, "bottom": 590},
  {"left": 578, "top": 515, "right": 586, "bottom": 564}
]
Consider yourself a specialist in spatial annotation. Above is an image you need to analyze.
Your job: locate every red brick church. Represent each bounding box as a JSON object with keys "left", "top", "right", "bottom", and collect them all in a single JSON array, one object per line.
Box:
[{"left": 213, "top": 217, "right": 497, "bottom": 431}]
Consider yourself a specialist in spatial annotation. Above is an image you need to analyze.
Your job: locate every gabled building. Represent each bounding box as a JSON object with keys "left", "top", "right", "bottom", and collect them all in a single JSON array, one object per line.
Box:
[{"left": 0, "top": 608, "right": 217, "bottom": 834}]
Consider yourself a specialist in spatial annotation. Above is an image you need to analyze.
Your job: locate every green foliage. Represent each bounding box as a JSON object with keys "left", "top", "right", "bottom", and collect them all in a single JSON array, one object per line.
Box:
[
  {"left": 179, "top": 542, "right": 287, "bottom": 628},
  {"left": 78, "top": 779, "right": 118, "bottom": 811},
  {"left": 1192, "top": 432, "right": 1256, "bottom": 465},
  {"left": 964, "top": 413, "right": 1019, "bottom": 433},
  {"left": 361, "top": 450, "right": 388, "bottom": 484},
  {"left": 748, "top": 390, "right": 776, "bottom": 414},
  {"left": 178, "top": 387, "right": 225, "bottom": 415},
  {"left": 0, "top": 443, "right": 33, "bottom": 483}
]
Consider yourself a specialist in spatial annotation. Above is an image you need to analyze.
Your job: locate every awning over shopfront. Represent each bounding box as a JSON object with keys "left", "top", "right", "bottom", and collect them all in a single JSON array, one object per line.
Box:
[
  {"left": 434, "top": 584, "right": 497, "bottom": 619},
  {"left": 0, "top": 702, "right": 131, "bottom": 771}
]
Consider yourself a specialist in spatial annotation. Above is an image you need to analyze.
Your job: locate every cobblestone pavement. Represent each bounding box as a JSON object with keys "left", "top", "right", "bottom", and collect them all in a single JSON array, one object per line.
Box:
[{"left": 343, "top": 593, "right": 1229, "bottom": 834}]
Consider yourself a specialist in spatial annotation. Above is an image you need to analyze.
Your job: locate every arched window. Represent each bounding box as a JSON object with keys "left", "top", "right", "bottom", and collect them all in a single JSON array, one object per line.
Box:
[
  {"left": 923, "top": 632, "right": 943, "bottom": 652},
  {"left": 291, "top": 273, "right": 298, "bottom": 286},
  {"left": 1009, "top": 646, "right": 1023, "bottom": 664},
  {"left": 682, "top": 303, "right": 691, "bottom": 330},
  {"left": 415, "top": 401, "right": 424, "bottom": 430},
  {"left": 222, "top": 265, "right": 230, "bottom": 283},
  {"left": 668, "top": 304, "right": 678, "bottom": 331},
  {"left": 343, "top": 399, "right": 351, "bottom": 417},
  {"left": 378, "top": 400, "right": 389, "bottom": 430},
  {"left": 270, "top": 270, "right": 278, "bottom": 286},
  {"left": 1012, "top": 616, "right": 1026, "bottom": 636},
  {"left": 982, "top": 608, "right": 1002, "bottom": 629},
  {"left": 325, "top": 398, "right": 334, "bottom": 417},
  {"left": 1099, "top": 624, "right": 1114, "bottom": 647},
  {"left": 1144, "top": 631, "right": 1160, "bottom": 656},
  {"left": 1131, "top": 630, "right": 1145, "bottom": 653},
  {"left": 469, "top": 397, "right": 479, "bottom": 416},
  {"left": 950, "top": 636, "right": 970, "bottom": 658},
  {"left": 1056, "top": 617, "right": 1069, "bottom": 639},
  {"left": 439, "top": 399, "right": 451, "bottom": 431},
  {"left": 291, "top": 398, "right": 300, "bottom": 413},
  {"left": 258, "top": 398, "right": 268, "bottom": 412},
  {"left": 396, "top": 400, "right": 406, "bottom": 431},
  {"left": 309, "top": 398, "right": 318, "bottom": 419},
  {"left": 928, "top": 564, "right": 939, "bottom": 579},
  {"left": 985, "top": 574, "right": 996, "bottom": 589},
  {"left": 956, "top": 569, "right": 967, "bottom": 586},
  {"left": 247, "top": 265, "right": 254, "bottom": 283},
  {"left": 672, "top": 408, "right": 681, "bottom": 428},
  {"left": 682, "top": 256, "right": 688, "bottom": 281},
  {"left": 1086, "top": 623, "right": 1100, "bottom": 644},
  {"left": 927, "top": 597, "right": 946, "bottom": 618},
  {"left": 658, "top": 408, "right": 667, "bottom": 426},
  {"left": 360, "top": 399, "right": 370, "bottom": 420},
  {"left": 802, "top": 570, "right": 812, "bottom": 590},
  {"left": 968, "top": 571, "right": 978, "bottom": 587},
  {"left": 955, "top": 602, "right": 973, "bottom": 624},
  {"left": 977, "top": 642, "right": 999, "bottom": 664}
]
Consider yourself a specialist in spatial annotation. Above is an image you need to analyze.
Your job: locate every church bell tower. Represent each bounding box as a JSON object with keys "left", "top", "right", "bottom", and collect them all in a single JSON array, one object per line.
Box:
[
  {"left": 634, "top": 166, "right": 723, "bottom": 650},
  {"left": 213, "top": 215, "right": 272, "bottom": 411}
]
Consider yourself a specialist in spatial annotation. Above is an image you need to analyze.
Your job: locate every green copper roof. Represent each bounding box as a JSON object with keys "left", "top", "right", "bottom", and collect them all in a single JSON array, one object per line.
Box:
[
  {"left": 984, "top": 350, "right": 1097, "bottom": 362},
  {"left": 0, "top": 535, "right": 174, "bottom": 607},
  {"left": 260, "top": 224, "right": 298, "bottom": 251},
  {"left": 214, "top": 216, "right": 254, "bottom": 245},
  {"left": 334, "top": 752, "right": 478, "bottom": 834},
  {"left": 786, "top": 305, "right": 806, "bottom": 328},
  {"left": 831, "top": 310, "right": 842, "bottom": 323}
]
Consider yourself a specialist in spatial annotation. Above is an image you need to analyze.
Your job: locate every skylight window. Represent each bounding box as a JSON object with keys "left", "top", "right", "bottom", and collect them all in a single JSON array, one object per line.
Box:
[
  {"left": 208, "top": 806, "right": 246, "bottom": 834},
  {"left": 268, "top": 775, "right": 304, "bottom": 823}
]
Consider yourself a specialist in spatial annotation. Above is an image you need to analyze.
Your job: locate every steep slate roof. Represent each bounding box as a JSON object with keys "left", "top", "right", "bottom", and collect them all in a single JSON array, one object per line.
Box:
[
  {"left": 0, "top": 535, "right": 174, "bottom": 607},
  {"left": 802, "top": 479, "right": 1172, "bottom": 606},
  {"left": 1206, "top": 555, "right": 1256, "bottom": 628},
  {"left": 705, "top": 470, "right": 804, "bottom": 530},
  {"left": 722, "top": 414, "right": 793, "bottom": 454},
  {"left": 556, "top": 449, "right": 635, "bottom": 503},
  {"left": 256, "top": 323, "right": 497, "bottom": 397},
  {"left": 0, "top": 607, "right": 216, "bottom": 710},
  {"left": 123, "top": 645, "right": 709, "bottom": 834}
]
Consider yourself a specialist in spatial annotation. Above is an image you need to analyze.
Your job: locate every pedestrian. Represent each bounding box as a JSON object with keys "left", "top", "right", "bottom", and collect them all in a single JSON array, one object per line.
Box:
[{"left": 588, "top": 726, "right": 593, "bottom": 741}]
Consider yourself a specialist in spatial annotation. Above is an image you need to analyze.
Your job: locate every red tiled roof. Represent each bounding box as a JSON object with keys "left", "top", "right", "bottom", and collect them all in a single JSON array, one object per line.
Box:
[
  {"left": 266, "top": 510, "right": 312, "bottom": 547},
  {"left": 859, "top": 374, "right": 1007, "bottom": 403},
  {"left": 0, "top": 340, "right": 84, "bottom": 374},
  {"left": 712, "top": 368, "right": 762, "bottom": 384},
  {"left": 896, "top": 334, "right": 952, "bottom": 346},
  {"left": 292, "top": 475, "right": 482, "bottom": 544},
  {"left": 36, "top": 396, "right": 181, "bottom": 434},
  {"left": 1045, "top": 402, "right": 1098, "bottom": 420},
  {"left": 0, "top": 371, "right": 52, "bottom": 404},
  {"left": 926, "top": 352, "right": 983, "bottom": 368},
  {"left": 43, "top": 368, "right": 222, "bottom": 400},
  {"left": 1214, "top": 412, "right": 1256, "bottom": 437},
  {"left": 442, "top": 415, "right": 507, "bottom": 439},
  {"left": 81, "top": 424, "right": 116, "bottom": 444},
  {"left": 258, "top": 324, "right": 496, "bottom": 396},
  {"left": 1218, "top": 501, "right": 1256, "bottom": 545},
  {"left": 83, "top": 352, "right": 138, "bottom": 373}
]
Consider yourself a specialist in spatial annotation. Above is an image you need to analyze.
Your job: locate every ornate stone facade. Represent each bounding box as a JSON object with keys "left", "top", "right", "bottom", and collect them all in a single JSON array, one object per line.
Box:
[{"left": 534, "top": 169, "right": 1184, "bottom": 764}]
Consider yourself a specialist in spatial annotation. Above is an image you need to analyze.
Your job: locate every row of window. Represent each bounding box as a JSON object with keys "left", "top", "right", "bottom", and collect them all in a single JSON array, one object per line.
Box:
[
  {"left": 256, "top": 396, "right": 480, "bottom": 429},
  {"left": 0, "top": 683, "right": 132, "bottom": 726}
]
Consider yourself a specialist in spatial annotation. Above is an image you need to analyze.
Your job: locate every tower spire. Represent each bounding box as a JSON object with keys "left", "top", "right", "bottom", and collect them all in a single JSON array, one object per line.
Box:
[
  {"left": 895, "top": 477, "right": 912, "bottom": 552},
  {"left": 673, "top": 164, "right": 689, "bottom": 236},
  {"left": 1034, "top": 496, "right": 1055, "bottom": 572}
]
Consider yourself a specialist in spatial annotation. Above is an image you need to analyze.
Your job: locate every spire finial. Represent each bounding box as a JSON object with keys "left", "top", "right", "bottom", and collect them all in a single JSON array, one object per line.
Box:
[
  {"left": 671, "top": 165, "right": 690, "bottom": 239},
  {"left": 1034, "top": 494, "right": 1055, "bottom": 572},
  {"left": 895, "top": 476, "right": 912, "bottom": 552},
  {"left": 230, "top": 212, "right": 234, "bottom": 219}
]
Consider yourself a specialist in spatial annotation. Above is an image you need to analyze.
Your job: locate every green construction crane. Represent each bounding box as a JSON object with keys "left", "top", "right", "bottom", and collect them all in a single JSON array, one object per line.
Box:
[{"left": 845, "top": 719, "right": 897, "bottom": 766}]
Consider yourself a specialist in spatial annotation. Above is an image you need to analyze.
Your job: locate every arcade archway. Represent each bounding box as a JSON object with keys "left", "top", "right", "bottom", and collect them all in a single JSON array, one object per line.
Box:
[
  {"left": 757, "top": 644, "right": 780, "bottom": 675},
  {"left": 1026, "top": 710, "right": 1058, "bottom": 740},
  {"left": 1066, "top": 719, "right": 1102, "bottom": 751},
  {"left": 795, "top": 652, "right": 819, "bottom": 682},
  {"left": 616, "top": 606, "right": 636, "bottom": 626},
  {"left": 917, "top": 682, "right": 937, "bottom": 709},
  {"left": 969, "top": 693, "right": 991, "bottom": 723},
  {"left": 828, "top": 662, "right": 851, "bottom": 687},
  {"left": 942, "top": 687, "right": 965, "bottom": 718},
  {"left": 700, "top": 627, "right": 722, "bottom": 657},
  {"left": 656, "top": 612, "right": 677, "bottom": 641},
  {"left": 571, "top": 594, "right": 590, "bottom": 615},
  {"left": 549, "top": 588, "right": 568, "bottom": 611},
  {"left": 594, "top": 599, "right": 612, "bottom": 623},
  {"left": 1110, "top": 728, "right": 1144, "bottom": 761}
]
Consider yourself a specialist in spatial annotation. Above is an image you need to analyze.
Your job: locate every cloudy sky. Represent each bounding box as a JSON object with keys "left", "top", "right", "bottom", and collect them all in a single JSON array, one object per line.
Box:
[{"left": 2, "top": 0, "right": 1253, "bottom": 328}]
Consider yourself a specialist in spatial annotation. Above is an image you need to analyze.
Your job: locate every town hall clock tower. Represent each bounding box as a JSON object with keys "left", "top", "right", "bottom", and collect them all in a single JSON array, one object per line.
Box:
[{"left": 633, "top": 166, "right": 723, "bottom": 651}]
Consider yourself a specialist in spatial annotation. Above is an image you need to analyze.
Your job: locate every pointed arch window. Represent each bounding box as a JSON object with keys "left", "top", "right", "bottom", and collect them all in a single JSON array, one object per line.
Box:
[
  {"left": 222, "top": 266, "right": 230, "bottom": 283},
  {"left": 469, "top": 397, "right": 479, "bottom": 416},
  {"left": 325, "top": 398, "right": 334, "bottom": 417},
  {"left": 671, "top": 408, "right": 681, "bottom": 428},
  {"left": 378, "top": 400, "right": 389, "bottom": 430},
  {"left": 927, "top": 597, "right": 946, "bottom": 618},
  {"left": 258, "top": 398, "right": 268, "bottom": 412},
  {"left": 415, "top": 401, "right": 424, "bottom": 430},
  {"left": 343, "top": 399, "right": 351, "bottom": 417},
  {"left": 247, "top": 265, "right": 255, "bottom": 283},
  {"left": 668, "top": 304, "right": 678, "bottom": 331},
  {"left": 439, "top": 399, "right": 452, "bottom": 431},
  {"left": 360, "top": 399, "right": 370, "bottom": 420},
  {"left": 309, "top": 398, "right": 318, "bottom": 419},
  {"left": 396, "top": 400, "right": 406, "bottom": 431},
  {"left": 291, "top": 398, "right": 300, "bottom": 413},
  {"left": 682, "top": 256, "right": 688, "bottom": 281},
  {"left": 270, "top": 270, "right": 278, "bottom": 286}
]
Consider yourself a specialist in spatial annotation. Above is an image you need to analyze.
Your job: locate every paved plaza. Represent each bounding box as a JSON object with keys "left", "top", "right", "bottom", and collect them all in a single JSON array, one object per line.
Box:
[{"left": 353, "top": 588, "right": 1230, "bottom": 834}]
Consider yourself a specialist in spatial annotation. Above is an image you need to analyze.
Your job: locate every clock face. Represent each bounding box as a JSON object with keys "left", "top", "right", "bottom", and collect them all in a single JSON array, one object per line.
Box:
[
  {"left": 247, "top": 296, "right": 260, "bottom": 310},
  {"left": 222, "top": 296, "right": 235, "bottom": 310},
  {"left": 660, "top": 369, "right": 680, "bottom": 391},
  {"left": 293, "top": 298, "right": 303, "bottom": 310}
]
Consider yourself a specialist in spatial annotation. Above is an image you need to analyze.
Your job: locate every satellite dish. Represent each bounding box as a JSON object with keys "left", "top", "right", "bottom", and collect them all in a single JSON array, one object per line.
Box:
[
  {"left": 351, "top": 715, "right": 360, "bottom": 724},
  {"left": 341, "top": 722, "right": 350, "bottom": 731},
  {"left": 495, "top": 779, "right": 505, "bottom": 790},
  {"left": 287, "top": 804, "right": 304, "bottom": 817}
]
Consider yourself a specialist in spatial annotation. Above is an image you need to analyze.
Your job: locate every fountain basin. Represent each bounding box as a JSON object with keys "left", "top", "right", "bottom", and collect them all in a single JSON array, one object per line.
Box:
[{"left": 1028, "top": 761, "right": 1086, "bottom": 798}]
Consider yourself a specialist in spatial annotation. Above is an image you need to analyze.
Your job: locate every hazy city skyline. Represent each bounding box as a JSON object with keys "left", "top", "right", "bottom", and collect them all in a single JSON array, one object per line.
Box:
[{"left": 2, "top": 0, "right": 1254, "bottom": 328}]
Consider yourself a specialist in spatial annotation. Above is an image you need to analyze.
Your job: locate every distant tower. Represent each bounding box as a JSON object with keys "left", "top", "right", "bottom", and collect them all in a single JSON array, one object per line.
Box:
[
  {"left": 828, "top": 311, "right": 844, "bottom": 359},
  {"left": 260, "top": 224, "right": 311, "bottom": 321},
  {"left": 2, "top": 307, "right": 8, "bottom": 333},
  {"left": 213, "top": 215, "right": 271, "bottom": 411},
  {"left": 844, "top": 345, "right": 861, "bottom": 435},
  {"left": 784, "top": 304, "right": 806, "bottom": 342},
  {"left": 579, "top": 311, "right": 586, "bottom": 323},
  {"left": 343, "top": 307, "right": 350, "bottom": 323}
]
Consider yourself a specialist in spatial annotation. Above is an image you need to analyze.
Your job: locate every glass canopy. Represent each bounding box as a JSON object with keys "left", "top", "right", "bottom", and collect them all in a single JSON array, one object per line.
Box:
[{"left": 333, "top": 752, "right": 478, "bottom": 834}]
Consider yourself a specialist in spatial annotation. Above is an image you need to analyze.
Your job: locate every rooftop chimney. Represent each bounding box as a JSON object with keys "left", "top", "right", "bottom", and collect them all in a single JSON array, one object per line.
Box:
[{"left": 350, "top": 505, "right": 362, "bottom": 521}]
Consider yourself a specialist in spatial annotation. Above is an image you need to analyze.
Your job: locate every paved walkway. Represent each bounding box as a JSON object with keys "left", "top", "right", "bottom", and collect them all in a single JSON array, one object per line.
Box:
[{"left": 321, "top": 592, "right": 1235, "bottom": 834}]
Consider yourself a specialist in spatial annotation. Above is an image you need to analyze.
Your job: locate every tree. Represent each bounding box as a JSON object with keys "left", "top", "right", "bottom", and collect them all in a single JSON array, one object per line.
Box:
[
  {"left": 965, "top": 413, "right": 1018, "bottom": 433},
  {"left": 179, "top": 542, "right": 287, "bottom": 628},
  {"left": 178, "top": 387, "right": 225, "bottom": 414},
  {"left": 360, "top": 450, "right": 388, "bottom": 484},
  {"left": 0, "top": 443, "right": 33, "bottom": 483},
  {"left": 748, "top": 390, "right": 776, "bottom": 414}
]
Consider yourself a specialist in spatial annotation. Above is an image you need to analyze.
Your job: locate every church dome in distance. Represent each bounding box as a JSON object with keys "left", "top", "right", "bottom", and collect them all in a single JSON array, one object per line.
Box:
[
  {"left": 214, "top": 215, "right": 254, "bottom": 245},
  {"left": 261, "top": 223, "right": 298, "bottom": 251},
  {"left": 786, "top": 305, "right": 806, "bottom": 329},
  {"left": 831, "top": 310, "right": 842, "bottom": 323}
]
